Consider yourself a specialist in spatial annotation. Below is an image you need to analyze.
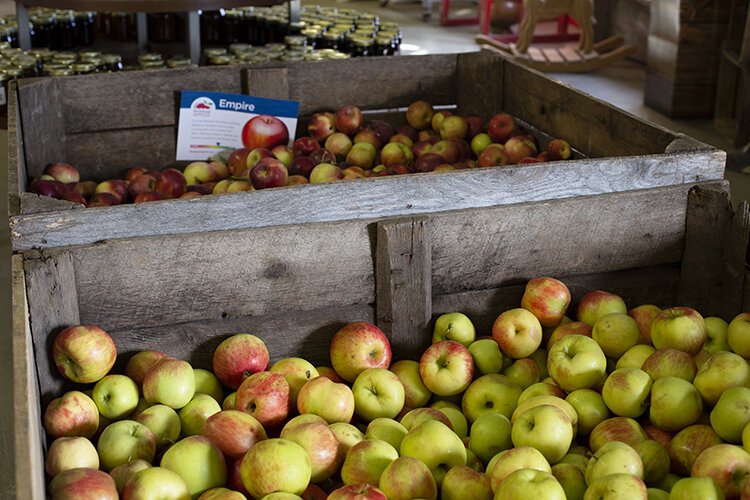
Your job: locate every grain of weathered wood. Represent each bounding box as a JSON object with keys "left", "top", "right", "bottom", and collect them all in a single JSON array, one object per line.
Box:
[
  {"left": 11, "top": 255, "right": 46, "bottom": 500},
  {"left": 455, "top": 51, "right": 505, "bottom": 120},
  {"left": 9, "top": 151, "right": 725, "bottom": 251},
  {"left": 1, "top": 254, "right": 17, "bottom": 497},
  {"left": 17, "top": 78, "right": 65, "bottom": 180},
  {"left": 20, "top": 192, "right": 82, "bottom": 216},
  {"left": 66, "top": 219, "right": 374, "bottom": 331},
  {"left": 679, "top": 182, "right": 749, "bottom": 319},
  {"left": 7, "top": 81, "right": 25, "bottom": 217},
  {"left": 429, "top": 183, "right": 701, "bottom": 295},
  {"left": 245, "top": 66, "right": 291, "bottom": 101},
  {"left": 503, "top": 62, "right": 680, "bottom": 157},
  {"left": 376, "top": 217, "right": 432, "bottom": 360},
  {"left": 24, "top": 252, "right": 81, "bottom": 404},
  {"left": 665, "top": 134, "right": 721, "bottom": 154}
]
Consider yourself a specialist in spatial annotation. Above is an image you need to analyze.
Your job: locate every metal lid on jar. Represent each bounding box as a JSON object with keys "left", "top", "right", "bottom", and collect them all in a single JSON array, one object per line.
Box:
[
  {"left": 101, "top": 53, "right": 122, "bottom": 64},
  {"left": 209, "top": 54, "right": 237, "bottom": 65},
  {"left": 141, "top": 60, "right": 166, "bottom": 69},
  {"left": 79, "top": 50, "right": 101, "bottom": 60},
  {"left": 352, "top": 36, "right": 374, "bottom": 47},
  {"left": 138, "top": 53, "right": 163, "bottom": 64},
  {"left": 284, "top": 35, "right": 306, "bottom": 47},
  {"left": 47, "top": 67, "right": 74, "bottom": 77},
  {"left": 229, "top": 43, "right": 250, "bottom": 54},
  {"left": 266, "top": 43, "right": 286, "bottom": 51},
  {"left": 203, "top": 48, "right": 227, "bottom": 58},
  {"left": 71, "top": 62, "right": 96, "bottom": 74},
  {"left": 326, "top": 51, "right": 350, "bottom": 60},
  {"left": 5, "top": 67, "right": 24, "bottom": 77},
  {"left": 166, "top": 57, "right": 192, "bottom": 68}
]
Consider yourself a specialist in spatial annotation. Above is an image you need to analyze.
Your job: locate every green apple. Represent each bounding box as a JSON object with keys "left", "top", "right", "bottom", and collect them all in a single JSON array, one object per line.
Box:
[
  {"left": 461, "top": 373, "right": 522, "bottom": 422},
  {"left": 566, "top": 389, "right": 610, "bottom": 435},
  {"left": 45, "top": 436, "right": 99, "bottom": 477},
  {"left": 97, "top": 420, "right": 156, "bottom": 471},
  {"left": 530, "top": 348, "right": 549, "bottom": 380},
  {"left": 589, "top": 417, "right": 649, "bottom": 453},
  {"left": 329, "top": 422, "right": 365, "bottom": 456},
  {"left": 551, "top": 462, "right": 586, "bottom": 500},
  {"left": 584, "top": 473, "right": 648, "bottom": 500},
  {"left": 378, "top": 456, "right": 437, "bottom": 500},
  {"left": 668, "top": 424, "right": 723, "bottom": 476},
  {"left": 269, "top": 357, "right": 320, "bottom": 407},
  {"left": 280, "top": 421, "right": 341, "bottom": 483},
  {"left": 296, "top": 375, "right": 355, "bottom": 424},
  {"left": 585, "top": 441, "right": 644, "bottom": 484},
  {"left": 668, "top": 477, "right": 724, "bottom": 500},
  {"left": 547, "top": 322, "right": 592, "bottom": 351},
  {"left": 511, "top": 395, "right": 579, "bottom": 433},
  {"left": 143, "top": 359, "right": 196, "bottom": 409},
  {"left": 222, "top": 392, "right": 236, "bottom": 410},
  {"left": 400, "top": 407, "right": 452, "bottom": 431},
  {"left": 592, "top": 313, "right": 641, "bottom": 359},
  {"left": 400, "top": 420, "right": 467, "bottom": 487},
  {"left": 519, "top": 382, "right": 567, "bottom": 405},
  {"left": 240, "top": 438, "right": 310, "bottom": 499},
  {"left": 468, "top": 412, "right": 512, "bottom": 464},
  {"left": 390, "top": 360, "right": 432, "bottom": 408},
  {"left": 691, "top": 444, "right": 750, "bottom": 498},
  {"left": 616, "top": 344, "right": 656, "bottom": 370},
  {"left": 511, "top": 404, "right": 574, "bottom": 464},
  {"left": 710, "top": 386, "right": 750, "bottom": 442},
  {"left": 486, "top": 446, "right": 551, "bottom": 493},
  {"left": 129, "top": 398, "right": 150, "bottom": 419},
  {"left": 693, "top": 351, "right": 750, "bottom": 405},
  {"left": 743, "top": 421, "right": 750, "bottom": 454},
  {"left": 136, "top": 404, "right": 181, "bottom": 449},
  {"left": 438, "top": 406, "right": 468, "bottom": 439},
  {"left": 642, "top": 348, "right": 698, "bottom": 382},
  {"left": 650, "top": 307, "right": 707, "bottom": 356},
  {"left": 704, "top": 316, "right": 730, "bottom": 353},
  {"left": 547, "top": 335, "right": 607, "bottom": 392},
  {"left": 727, "top": 312, "right": 750, "bottom": 358},
  {"left": 648, "top": 488, "right": 670, "bottom": 500},
  {"left": 504, "top": 358, "right": 540, "bottom": 389},
  {"left": 419, "top": 340, "right": 474, "bottom": 396},
  {"left": 471, "top": 132, "right": 493, "bottom": 157},
  {"left": 178, "top": 393, "right": 221, "bottom": 436},
  {"left": 632, "top": 440, "right": 670, "bottom": 485},
  {"left": 109, "top": 459, "right": 151, "bottom": 494},
  {"left": 200, "top": 487, "right": 248, "bottom": 499},
  {"left": 441, "top": 464, "right": 492, "bottom": 500},
  {"left": 558, "top": 453, "right": 589, "bottom": 472},
  {"left": 497, "top": 469, "right": 566, "bottom": 499},
  {"left": 365, "top": 418, "right": 408, "bottom": 451},
  {"left": 194, "top": 368, "right": 224, "bottom": 403},
  {"left": 160, "top": 436, "right": 226, "bottom": 497},
  {"left": 121, "top": 467, "right": 190, "bottom": 499},
  {"left": 282, "top": 414, "right": 326, "bottom": 433},
  {"left": 468, "top": 338, "right": 504, "bottom": 375},
  {"left": 352, "top": 368, "right": 405, "bottom": 421},
  {"left": 655, "top": 473, "right": 681, "bottom": 493},
  {"left": 628, "top": 304, "right": 662, "bottom": 345},
  {"left": 650, "top": 377, "right": 702, "bottom": 431},
  {"left": 601, "top": 368, "right": 653, "bottom": 418},
  {"left": 340, "top": 438, "right": 398, "bottom": 486},
  {"left": 432, "top": 312, "right": 476, "bottom": 346},
  {"left": 576, "top": 290, "right": 628, "bottom": 326},
  {"left": 92, "top": 374, "right": 140, "bottom": 420},
  {"left": 492, "top": 308, "right": 543, "bottom": 359}
]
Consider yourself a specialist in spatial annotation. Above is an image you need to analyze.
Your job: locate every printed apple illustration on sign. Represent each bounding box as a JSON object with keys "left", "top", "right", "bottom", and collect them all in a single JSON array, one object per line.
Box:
[{"left": 242, "top": 114, "right": 290, "bottom": 150}]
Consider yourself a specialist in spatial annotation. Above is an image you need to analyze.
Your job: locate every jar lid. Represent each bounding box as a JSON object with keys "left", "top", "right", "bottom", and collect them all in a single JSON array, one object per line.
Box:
[
  {"left": 352, "top": 36, "right": 374, "bottom": 47},
  {"left": 47, "top": 67, "right": 74, "bottom": 77},
  {"left": 284, "top": 35, "right": 306, "bottom": 47},
  {"left": 138, "top": 53, "right": 163, "bottom": 63},
  {"left": 166, "top": 57, "right": 192, "bottom": 68},
  {"left": 141, "top": 60, "right": 166, "bottom": 69},
  {"left": 209, "top": 54, "right": 236, "bottom": 65},
  {"left": 6, "top": 67, "right": 24, "bottom": 77},
  {"left": 326, "top": 52, "right": 350, "bottom": 60},
  {"left": 102, "top": 53, "right": 122, "bottom": 64},
  {"left": 71, "top": 63, "right": 95, "bottom": 73}
]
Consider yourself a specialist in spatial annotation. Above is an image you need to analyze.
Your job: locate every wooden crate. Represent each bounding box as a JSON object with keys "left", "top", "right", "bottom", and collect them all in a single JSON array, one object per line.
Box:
[
  {"left": 6, "top": 181, "right": 750, "bottom": 498},
  {"left": 7, "top": 51, "right": 725, "bottom": 252}
]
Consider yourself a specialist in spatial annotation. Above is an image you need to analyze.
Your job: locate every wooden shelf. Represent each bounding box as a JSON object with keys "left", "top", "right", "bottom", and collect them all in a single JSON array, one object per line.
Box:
[{"left": 13, "top": 0, "right": 285, "bottom": 13}]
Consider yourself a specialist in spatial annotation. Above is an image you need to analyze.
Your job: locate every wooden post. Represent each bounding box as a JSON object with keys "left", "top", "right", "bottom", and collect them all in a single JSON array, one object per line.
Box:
[{"left": 376, "top": 217, "right": 432, "bottom": 361}]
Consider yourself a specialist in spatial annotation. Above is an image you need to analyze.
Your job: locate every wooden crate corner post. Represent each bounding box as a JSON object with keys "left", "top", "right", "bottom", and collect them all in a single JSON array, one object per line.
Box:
[{"left": 375, "top": 216, "right": 433, "bottom": 360}]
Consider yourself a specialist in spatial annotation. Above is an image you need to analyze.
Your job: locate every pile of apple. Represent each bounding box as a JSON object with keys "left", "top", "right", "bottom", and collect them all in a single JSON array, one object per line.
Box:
[
  {"left": 28, "top": 101, "right": 572, "bottom": 208},
  {"left": 42, "top": 276, "right": 750, "bottom": 500}
]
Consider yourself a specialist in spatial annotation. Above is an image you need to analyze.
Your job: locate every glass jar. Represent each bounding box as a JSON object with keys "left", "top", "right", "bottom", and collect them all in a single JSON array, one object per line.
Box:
[
  {"left": 75, "top": 11, "right": 95, "bottom": 46},
  {"left": 102, "top": 53, "right": 123, "bottom": 72},
  {"left": 109, "top": 12, "right": 134, "bottom": 42},
  {"left": 148, "top": 13, "right": 178, "bottom": 43},
  {"left": 222, "top": 9, "right": 242, "bottom": 44},
  {"left": 320, "top": 30, "right": 342, "bottom": 50},
  {"left": 200, "top": 10, "right": 224, "bottom": 45},
  {"left": 30, "top": 14, "right": 53, "bottom": 48},
  {"left": 350, "top": 36, "right": 373, "bottom": 57},
  {"left": 375, "top": 34, "right": 395, "bottom": 56}
]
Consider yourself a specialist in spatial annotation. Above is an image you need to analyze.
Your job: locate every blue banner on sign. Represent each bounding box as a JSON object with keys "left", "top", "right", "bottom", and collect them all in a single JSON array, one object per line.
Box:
[{"left": 179, "top": 91, "right": 299, "bottom": 117}]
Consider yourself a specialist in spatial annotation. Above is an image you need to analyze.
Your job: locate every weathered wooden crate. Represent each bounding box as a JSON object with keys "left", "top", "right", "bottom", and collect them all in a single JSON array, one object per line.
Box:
[
  {"left": 7, "top": 50, "right": 725, "bottom": 252},
  {"left": 6, "top": 180, "right": 750, "bottom": 497}
]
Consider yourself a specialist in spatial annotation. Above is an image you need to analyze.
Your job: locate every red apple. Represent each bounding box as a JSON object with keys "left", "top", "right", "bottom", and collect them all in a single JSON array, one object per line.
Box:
[
  {"left": 431, "top": 139, "right": 463, "bottom": 164},
  {"left": 397, "top": 125, "right": 419, "bottom": 143},
  {"left": 365, "top": 120, "right": 395, "bottom": 144},
  {"left": 308, "top": 111, "right": 336, "bottom": 143},
  {"left": 302, "top": 484, "right": 329, "bottom": 500},
  {"left": 464, "top": 115, "right": 484, "bottom": 139},
  {"left": 477, "top": 144, "right": 510, "bottom": 167},
  {"left": 547, "top": 138, "right": 572, "bottom": 160},
  {"left": 309, "top": 148, "right": 338, "bottom": 166},
  {"left": 418, "top": 129, "right": 439, "bottom": 142},
  {"left": 44, "top": 390, "right": 100, "bottom": 439},
  {"left": 288, "top": 156, "right": 316, "bottom": 178},
  {"left": 132, "top": 192, "right": 163, "bottom": 203},
  {"left": 203, "top": 410, "right": 268, "bottom": 460},
  {"left": 328, "top": 483, "right": 388, "bottom": 500},
  {"left": 414, "top": 152, "right": 446, "bottom": 173},
  {"left": 411, "top": 140, "right": 434, "bottom": 158},
  {"left": 287, "top": 175, "right": 309, "bottom": 186},
  {"left": 406, "top": 100, "right": 435, "bottom": 131},
  {"left": 292, "top": 136, "right": 321, "bottom": 157},
  {"left": 128, "top": 174, "right": 157, "bottom": 198},
  {"left": 330, "top": 322, "right": 392, "bottom": 383},
  {"left": 88, "top": 192, "right": 121, "bottom": 206},
  {"left": 188, "top": 183, "right": 216, "bottom": 195},
  {"left": 242, "top": 114, "right": 289, "bottom": 150},
  {"left": 52, "top": 325, "right": 117, "bottom": 384},
  {"left": 48, "top": 468, "right": 118, "bottom": 500},
  {"left": 250, "top": 157, "right": 288, "bottom": 189},
  {"left": 353, "top": 128, "right": 384, "bottom": 150},
  {"left": 125, "top": 167, "right": 148, "bottom": 182},
  {"left": 226, "top": 148, "right": 252, "bottom": 177},
  {"left": 521, "top": 277, "right": 571, "bottom": 328},
  {"left": 487, "top": 112, "right": 518, "bottom": 143},
  {"left": 72, "top": 180, "right": 97, "bottom": 199},
  {"left": 155, "top": 168, "right": 187, "bottom": 199},
  {"left": 125, "top": 350, "right": 169, "bottom": 386},
  {"left": 45, "top": 162, "right": 80, "bottom": 184},
  {"left": 335, "top": 105, "right": 363, "bottom": 136},
  {"left": 227, "top": 458, "right": 250, "bottom": 496},
  {"left": 62, "top": 190, "right": 87, "bottom": 205},
  {"left": 212, "top": 333, "right": 270, "bottom": 390},
  {"left": 95, "top": 179, "right": 129, "bottom": 203},
  {"left": 504, "top": 136, "right": 538, "bottom": 164},
  {"left": 234, "top": 371, "right": 290, "bottom": 428}
]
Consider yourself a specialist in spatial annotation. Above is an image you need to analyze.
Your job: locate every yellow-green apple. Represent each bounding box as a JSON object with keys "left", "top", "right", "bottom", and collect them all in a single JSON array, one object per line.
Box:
[
  {"left": 270, "top": 357, "right": 318, "bottom": 407},
  {"left": 704, "top": 316, "right": 730, "bottom": 353},
  {"left": 547, "top": 322, "right": 593, "bottom": 351},
  {"left": 432, "top": 312, "right": 476, "bottom": 346},
  {"left": 340, "top": 439, "right": 399, "bottom": 486},
  {"left": 389, "top": 359, "right": 431, "bottom": 408},
  {"left": 46, "top": 436, "right": 99, "bottom": 477},
  {"left": 565, "top": 389, "right": 610, "bottom": 435},
  {"left": 466, "top": 448, "right": 484, "bottom": 472},
  {"left": 400, "top": 420, "right": 466, "bottom": 486},
  {"left": 92, "top": 374, "right": 140, "bottom": 420},
  {"left": 497, "top": 469, "right": 566, "bottom": 499},
  {"left": 616, "top": 344, "right": 656, "bottom": 370},
  {"left": 378, "top": 456, "right": 437, "bottom": 500},
  {"left": 241, "top": 438, "right": 310, "bottom": 498},
  {"left": 519, "top": 382, "right": 566, "bottom": 404},
  {"left": 354, "top": 128, "right": 384, "bottom": 150},
  {"left": 668, "top": 424, "right": 723, "bottom": 476},
  {"left": 52, "top": 324, "right": 117, "bottom": 384},
  {"left": 589, "top": 417, "right": 649, "bottom": 453},
  {"left": 235, "top": 371, "right": 290, "bottom": 428},
  {"left": 710, "top": 386, "right": 750, "bottom": 442},
  {"left": 244, "top": 147, "right": 274, "bottom": 172},
  {"left": 328, "top": 483, "right": 387, "bottom": 500},
  {"left": 193, "top": 369, "right": 223, "bottom": 403},
  {"left": 649, "top": 488, "right": 670, "bottom": 500},
  {"left": 439, "top": 115, "right": 468, "bottom": 140},
  {"left": 315, "top": 365, "right": 344, "bottom": 383},
  {"left": 558, "top": 453, "right": 589, "bottom": 471},
  {"left": 406, "top": 100, "right": 434, "bottom": 131},
  {"left": 504, "top": 358, "right": 540, "bottom": 389},
  {"left": 547, "top": 335, "right": 607, "bottom": 392},
  {"left": 282, "top": 414, "right": 327, "bottom": 433},
  {"left": 352, "top": 367, "right": 405, "bottom": 421},
  {"left": 441, "top": 465, "right": 492, "bottom": 500},
  {"left": 601, "top": 368, "right": 653, "bottom": 418},
  {"left": 486, "top": 446, "right": 551, "bottom": 492},
  {"left": 430, "top": 110, "right": 452, "bottom": 132},
  {"left": 297, "top": 375, "right": 355, "bottom": 424},
  {"left": 44, "top": 390, "right": 99, "bottom": 439},
  {"left": 97, "top": 420, "right": 156, "bottom": 471},
  {"left": 309, "top": 162, "right": 344, "bottom": 183},
  {"left": 551, "top": 462, "right": 586, "bottom": 500},
  {"left": 492, "top": 308, "right": 543, "bottom": 359},
  {"left": 161, "top": 435, "right": 227, "bottom": 497},
  {"left": 642, "top": 348, "right": 697, "bottom": 382},
  {"left": 48, "top": 468, "right": 118, "bottom": 500},
  {"left": 650, "top": 307, "right": 707, "bottom": 356},
  {"left": 346, "top": 142, "right": 377, "bottom": 169},
  {"left": 432, "top": 138, "right": 464, "bottom": 163},
  {"left": 471, "top": 132, "right": 493, "bottom": 157},
  {"left": 468, "top": 411, "right": 513, "bottom": 464},
  {"left": 222, "top": 392, "right": 235, "bottom": 410},
  {"left": 330, "top": 422, "right": 366, "bottom": 456},
  {"left": 365, "top": 418, "right": 408, "bottom": 451},
  {"left": 281, "top": 421, "right": 341, "bottom": 483},
  {"left": 227, "top": 147, "right": 253, "bottom": 176},
  {"left": 511, "top": 404, "right": 575, "bottom": 463},
  {"left": 592, "top": 313, "right": 640, "bottom": 359},
  {"left": 521, "top": 277, "right": 571, "bottom": 328},
  {"left": 691, "top": 444, "right": 750, "bottom": 497},
  {"left": 325, "top": 132, "right": 354, "bottom": 162},
  {"left": 585, "top": 441, "right": 644, "bottom": 484},
  {"left": 728, "top": 312, "right": 750, "bottom": 358},
  {"left": 212, "top": 333, "right": 269, "bottom": 390},
  {"left": 668, "top": 477, "right": 724, "bottom": 500},
  {"left": 461, "top": 373, "right": 522, "bottom": 422},
  {"left": 438, "top": 406, "right": 468, "bottom": 439},
  {"left": 125, "top": 350, "right": 169, "bottom": 386},
  {"left": 576, "top": 290, "right": 628, "bottom": 326},
  {"left": 242, "top": 114, "right": 289, "bottom": 150},
  {"left": 178, "top": 393, "right": 221, "bottom": 436},
  {"left": 110, "top": 459, "right": 151, "bottom": 494},
  {"left": 487, "top": 112, "right": 517, "bottom": 143},
  {"left": 628, "top": 304, "right": 662, "bottom": 345},
  {"left": 136, "top": 404, "right": 181, "bottom": 449},
  {"left": 655, "top": 473, "right": 681, "bottom": 492},
  {"left": 400, "top": 407, "right": 453, "bottom": 431},
  {"left": 330, "top": 322, "right": 392, "bottom": 383},
  {"left": 650, "top": 377, "right": 702, "bottom": 431},
  {"left": 744, "top": 422, "right": 750, "bottom": 454},
  {"left": 121, "top": 467, "right": 190, "bottom": 499},
  {"left": 419, "top": 340, "right": 474, "bottom": 396},
  {"left": 143, "top": 358, "right": 196, "bottom": 409},
  {"left": 504, "top": 136, "right": 539, "bottom": 164},
  {"left": 342, "top": 166, "right": 366, "bottom": 180},
  {"left": 546, "top": 138, "right": 572, "bottom": 161},
  {"left": 584, "top": 473, "right": 647, "bottom": 500},
  {"left": 531, "top": 348, "right": 550, "bottom": 380},
  {"left": 468, "top": 338, "right": 504, "bottom": 375},
  {"left": 95, "top": 179, "right": 129, "bottom": 203},
  {"left": 511, "top": 395, "right": 578, "bottom": 434},
  {"left": 335, "top": 104, "right": 363, "bottom": 136},
  {"left": 632, "top": 440, "right": 670, "bottom": 485},
  {"left": 202, "top": 409, "right": 266, "bottom": 460},
  {"left": 693, "top": 351, "right": 750, "bottom": 405}
]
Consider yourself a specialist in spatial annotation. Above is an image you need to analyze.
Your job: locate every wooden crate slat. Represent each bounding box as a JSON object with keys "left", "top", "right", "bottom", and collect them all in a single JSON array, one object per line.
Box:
[
  {"left": 376, "top": 217, "right": 432, "bottom": 360},
  {"left": 7, "top": 81, "right": 26, "bottom": 218},
  {"left": 17, "top": 79, "right": 66, "bottom": 180},
  {"left": 68, "top": 219, "right": 374, "bottom": 331},
  {"left": 9, "top": 151, "right": 725, "bottom": 251},
  {"left": 503, "top": 61, "right": 681, "bottom": 157},
  {"left": 456, "top": 51, "right": 505, "bottom": 119},
  {"left": 245, "top": 66, "right": 291, "bottom": 100},
  {"left": 10, "top": 255, "right": 46, "bottom": 500},
  {"left": 429, "top": 183, "right": 698, "bottom": 295}
]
